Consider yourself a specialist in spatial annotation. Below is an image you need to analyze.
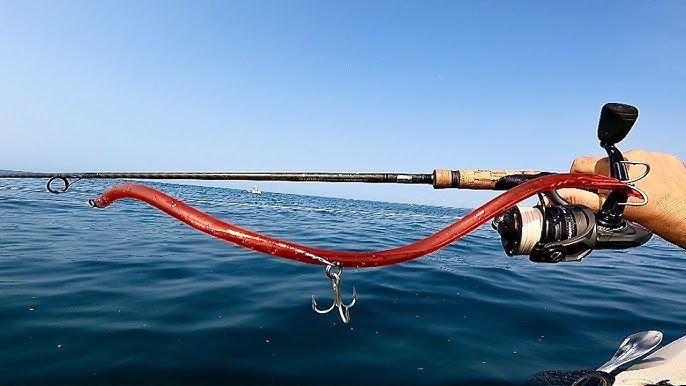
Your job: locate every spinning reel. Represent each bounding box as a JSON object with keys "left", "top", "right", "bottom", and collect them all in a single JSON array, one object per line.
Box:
[{"left": 492, "top": 103, "right": 653, "bottom": 263}]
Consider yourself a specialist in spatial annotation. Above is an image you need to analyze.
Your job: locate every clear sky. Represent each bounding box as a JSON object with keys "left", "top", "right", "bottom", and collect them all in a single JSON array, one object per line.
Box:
[{"left": 1, "top": 1, "right": 684, "bottom": 207}]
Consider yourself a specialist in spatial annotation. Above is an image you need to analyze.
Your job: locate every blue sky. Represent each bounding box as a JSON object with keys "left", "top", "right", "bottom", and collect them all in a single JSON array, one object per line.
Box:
[{"left": 1, "top": 1, "right": 684, "bottom": 207}]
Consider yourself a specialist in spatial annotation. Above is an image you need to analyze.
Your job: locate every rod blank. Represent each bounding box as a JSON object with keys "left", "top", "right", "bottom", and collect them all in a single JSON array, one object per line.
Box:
[{"left": 0, "top": 169, "right": 548, "bottom": 190}]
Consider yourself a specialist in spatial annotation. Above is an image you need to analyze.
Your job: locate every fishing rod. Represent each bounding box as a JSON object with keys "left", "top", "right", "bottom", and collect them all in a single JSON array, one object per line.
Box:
[
  {"left": 0, "top": 102, "right": 654, "bottom": 264},
  {"left": 0, "top": 169, "right": 549, "bottom": 194},
  {"left": 0, "top": 103, "right": 653, "bottom": 260},
  {"left": 0, "top": 103, "right": 655, "bottom": 323},
  {"left": 0, "top": 104, "right": 640, "bottom": 198}
]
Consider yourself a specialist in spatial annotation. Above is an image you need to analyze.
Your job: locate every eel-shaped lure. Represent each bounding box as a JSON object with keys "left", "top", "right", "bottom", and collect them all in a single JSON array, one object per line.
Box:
[{"left": 89, "top": 173, "right": 640, "bottom": 268}]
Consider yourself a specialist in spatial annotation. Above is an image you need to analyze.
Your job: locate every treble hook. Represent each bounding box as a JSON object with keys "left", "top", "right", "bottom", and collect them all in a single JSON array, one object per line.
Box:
[{"left": 311, "top": 264, "right": 356, "bottom": 324}]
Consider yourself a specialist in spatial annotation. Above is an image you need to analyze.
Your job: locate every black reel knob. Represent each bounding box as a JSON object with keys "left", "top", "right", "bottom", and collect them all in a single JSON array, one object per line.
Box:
[{"left": 598, "top": 103, "right": 639, "bottom": 147}]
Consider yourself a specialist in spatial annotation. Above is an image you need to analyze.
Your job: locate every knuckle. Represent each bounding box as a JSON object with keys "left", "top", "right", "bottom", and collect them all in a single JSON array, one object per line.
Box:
[
  {"left": 571, "top": 157, "right": 596, "bottom": 173},
  {"left": 626, "top": 149, "right": 648, "bottom": 160}
]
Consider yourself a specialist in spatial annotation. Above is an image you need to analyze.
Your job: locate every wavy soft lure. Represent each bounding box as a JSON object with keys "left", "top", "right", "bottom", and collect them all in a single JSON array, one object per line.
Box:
[{"left": 89, "top": 173, "right": 639, "bottom": 268}]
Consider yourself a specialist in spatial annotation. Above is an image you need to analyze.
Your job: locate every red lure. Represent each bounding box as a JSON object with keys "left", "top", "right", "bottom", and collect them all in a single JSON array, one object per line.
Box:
[{"left": 89, "top": 174, "right": 640, "bottom": 268}]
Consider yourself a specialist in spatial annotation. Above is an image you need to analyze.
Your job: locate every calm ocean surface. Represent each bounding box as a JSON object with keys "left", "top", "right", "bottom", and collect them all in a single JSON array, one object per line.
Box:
[{"left": 1, "top": 178, "right": 685, "bottom": 386}]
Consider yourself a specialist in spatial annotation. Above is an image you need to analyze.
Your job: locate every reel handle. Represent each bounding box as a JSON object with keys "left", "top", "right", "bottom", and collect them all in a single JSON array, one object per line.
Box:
[
  {"left": 596, "top": 103, "right": 638, "bottom": 226},
  {"left": 598, "top": 103, "right": 639, "bottom": 147}
]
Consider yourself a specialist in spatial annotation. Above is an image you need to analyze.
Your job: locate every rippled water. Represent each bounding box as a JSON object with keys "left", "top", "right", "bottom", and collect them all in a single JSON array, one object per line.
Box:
[{"left": 1, "top": 178, "right": 684, "bottom": 385}]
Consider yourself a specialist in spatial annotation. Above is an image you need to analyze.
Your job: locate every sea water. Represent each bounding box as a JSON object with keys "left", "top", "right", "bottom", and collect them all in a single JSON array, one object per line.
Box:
[{"left": 1, "top": 178, "right": 684, "bottom": 385}]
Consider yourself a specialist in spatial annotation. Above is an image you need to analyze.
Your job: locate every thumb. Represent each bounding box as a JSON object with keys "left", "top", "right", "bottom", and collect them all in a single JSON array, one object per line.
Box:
[{"left": 556, "top": 188, "right": 603, "bottom": 212}]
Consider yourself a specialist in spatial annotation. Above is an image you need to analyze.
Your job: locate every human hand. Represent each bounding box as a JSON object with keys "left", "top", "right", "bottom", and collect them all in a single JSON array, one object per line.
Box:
[{"left": 558, "top": 150, "right": 686, "bottom": 249}]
